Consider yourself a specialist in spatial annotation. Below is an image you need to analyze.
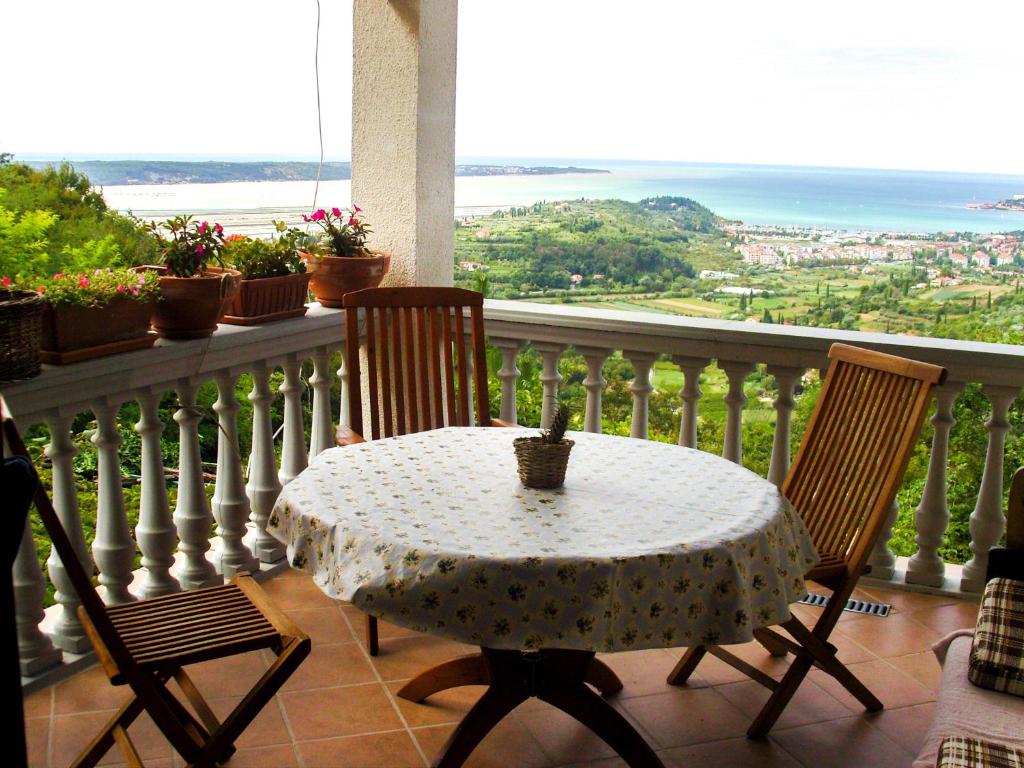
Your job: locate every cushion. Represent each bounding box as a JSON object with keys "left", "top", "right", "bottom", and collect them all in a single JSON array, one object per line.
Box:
[
  {"left": 970, "top": 578, "right": 1024, "bottom": 697},
  {"left": 937, "top": 737, "right": 1024, "bottom": 768}
]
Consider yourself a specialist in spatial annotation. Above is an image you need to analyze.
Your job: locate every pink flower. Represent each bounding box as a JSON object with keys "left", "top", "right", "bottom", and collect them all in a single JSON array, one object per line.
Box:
[
  {"left": 196, "top": 244, "right": 205, "bottom": 256},
  {"left": 348, "top": 216, "right": 357, "bottom": 227},
  {"left": 1, "top": 276, "right": 9, "bottom": 287},
  {"left": 310, "top": 209, "right": 326, "bottom": 222},
  {"left": 353, "top": 205, "right": 362, "bottom": 213},
  {"left": 95, "top": 268, "right": 103, "bottom": 275},
  {"left": 130, "top": 286, "right": 139, "bottom": 296},
  {"left": 332, "top": 207, "right": 342, "bottom": 217},
  {"left": 215, "top": 223, "right": 223, "bottom": 234},
  {"left": 117, "top": 284, "right": 126, "bottom": 294},
  {"left": 54, "top": 273, "right": 65, "bottom": 279},
  {"left": 137, "top": 275, "right": 146, "bottom": 284},
  {"left": 302, "top": 214, "right": 311, "bottom": 223},
  {"left": 199, "top": 221, "right": 208, "bottom": 234},
  {"left": 78, "top": 277, "right": 90, "bottom": 287}
]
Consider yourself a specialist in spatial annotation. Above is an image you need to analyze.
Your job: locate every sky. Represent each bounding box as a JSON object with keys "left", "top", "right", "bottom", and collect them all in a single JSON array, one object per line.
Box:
[{"left": 3, "top": 0, "right": 1023, "bottom": 174}]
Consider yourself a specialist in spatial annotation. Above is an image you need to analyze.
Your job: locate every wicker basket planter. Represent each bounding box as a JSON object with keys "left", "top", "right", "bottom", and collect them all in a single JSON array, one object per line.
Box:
[
  {"left": 221, "top": 272, "right": 311, "bottom": 326},
  {"left": 0, "top": 290, "right": 45, "bottom": 382},
  {"left": 39, "top": 297, "right": 157, "bottom": 364},
  {"left": 513, "top": 436, "right": 575, "bottom": 489}
]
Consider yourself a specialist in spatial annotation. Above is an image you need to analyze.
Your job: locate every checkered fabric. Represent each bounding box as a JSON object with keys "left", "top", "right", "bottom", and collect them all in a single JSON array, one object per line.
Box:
[
  {"left": 937, "top": 737, "right": 1024, "bottom": 768},
  {"left": 969, "top": 578, "right": 1024, "bottom": 697}
]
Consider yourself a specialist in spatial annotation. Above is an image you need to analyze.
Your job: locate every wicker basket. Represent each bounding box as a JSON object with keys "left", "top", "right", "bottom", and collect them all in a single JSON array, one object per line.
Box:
[
  {"left": 513, "top": 436, "right": 575, "bottom": 489},
  {"left": 0, "top": 290, "right": 45, "bottom": 383}
]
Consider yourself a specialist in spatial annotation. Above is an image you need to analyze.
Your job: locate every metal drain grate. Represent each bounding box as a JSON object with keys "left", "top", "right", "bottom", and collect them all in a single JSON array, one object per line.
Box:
[{"left": 797, "top": 593, "right": 891, "bottom": 617}]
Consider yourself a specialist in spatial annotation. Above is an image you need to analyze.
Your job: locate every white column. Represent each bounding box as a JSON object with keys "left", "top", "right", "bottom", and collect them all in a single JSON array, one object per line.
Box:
[
  {"left": 868, "top": 500, "right": 899, "bottom": 581},
  {"left": 337, "top": 347, "right": 351, "bottom": 429},
  {"left": 352, "top": 0, "right": 458, "bottom": 287},
  {"left": 492, "top": 338, "right": 522, "bottom": 426},
  {"left": 173, "top": 381, "right": 219, "bottom": 590},
  {"left": 309, "top": 348, "right": 334, "bottom": 458},
  {"left": 535, "top": 342, "right": 565, "bottom": 429},
  {"left": 624, "top": 350, "right": 656, "bottom": 440},
  {"left": 961, "top": 385, "right": 1019, "bottom": 592},
  {"left": 212, "top": 372, "right": 258, "bottom": 577},
  {"left": 906, "top": 383, "right": 963, "bottom": 587},
  {"left": 134, "top": 390, "right": 179, "bottom": 598},
  {"left": 43, "top": 411, "right": 92, "bottom": 652},
  {"left": 766, "top": 366, "right": 804, "bottom": 487},
  {"left": 673, "top": 356, "right": 708, "bottom": 449},
  {"left": 14, "top": 522, "right": 62, "bottom": 675},
  {"left": 577, "top": 347, "right": 610, "bottom": 434},
  {"left": 91, "top": 400, "right": 136, "bottom": 604},
  {"left": 279, "top": 356, "right": 308, "bottom": 485},
  {"left": 720, "top": 361, "right": 753, "bottom": 464},
  {"left": 247, "top": 363, "right": 286, "bottom": 563}
]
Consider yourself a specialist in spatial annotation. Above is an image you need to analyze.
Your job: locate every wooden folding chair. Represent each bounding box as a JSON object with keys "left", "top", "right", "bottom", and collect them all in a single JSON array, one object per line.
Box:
[
  {"left": 3, "top": 405, "right": 310, "bottom": 768},
  {"left": 666, "top": 343, "right": 946, "bottom": 738},
  {"left": 336, "top": 286, "right": 511, "bottom": 655}
]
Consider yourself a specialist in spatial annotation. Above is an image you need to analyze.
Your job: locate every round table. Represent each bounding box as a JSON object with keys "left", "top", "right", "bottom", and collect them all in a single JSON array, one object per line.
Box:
[{"left": 269, "top": 427, "right": 818, "bottom": 767}]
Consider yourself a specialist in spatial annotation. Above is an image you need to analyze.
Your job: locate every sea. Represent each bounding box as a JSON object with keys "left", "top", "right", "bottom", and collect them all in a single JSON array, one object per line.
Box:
[{"left": 97, "top": 158, "right": 1024, "bottom": 236}]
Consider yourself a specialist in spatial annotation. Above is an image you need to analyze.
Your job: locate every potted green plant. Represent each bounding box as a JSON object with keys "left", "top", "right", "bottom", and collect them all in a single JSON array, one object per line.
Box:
[
  {"left": 301, "top": 206, "right": 390, "bottom": 307},
  {"left": 221, "top": 223, "right": 311, "bottom": 325},
  {"left": 139, "top": 215, "right": 241, "bottom": 339},
  {"left": 513, "top": 404, "right": 575, "bottom": 488},
  {"left": 34, "top": 268, "right": 160, "bottom": 363}
]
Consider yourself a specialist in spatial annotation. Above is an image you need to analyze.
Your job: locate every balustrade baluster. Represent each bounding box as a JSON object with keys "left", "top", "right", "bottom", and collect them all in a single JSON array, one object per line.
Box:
[
  {"left": 43, "top": 412, "right": 92, "bottom": 651},
  {"left": 173, "top": 381, "right": 219, "bottom": 590},
  {"left": 906, "top": 383, "right": 963, "bottom": 587},
  {"left": 14, "top": 523, "right": 62, "bottom": 675},
  {"left": 279, "top": 356, "right": 308, "bottom": 485},
  {"left": 535, "top": 342, "right": 565, "bottom": 429},
  {"left": 673, "top": 356, "right": 708, "bottom": 449},
  {"left": 92, "top": 400, "right": 136, "bottom": 603},
  {"left": 337, "top": 347, "right": 350, "bottom": 429},
  {"left": 867, "top": 500, "right": 900, "bottom": 581},
  {"left": 961, "top": 385, "right": 1019, "bottom": 592},
  {"left": 134, "top": 390, "right": 179, "bottom": 598},
  {"left": 492, "top": 338, "right": 522, "bottom": 426},
  {"left": 577, "top": 347, "right": 610, "bottom": 433},
  {"left": 624, "top": 351, "right": 656, "bottom": 440},
  {"left": 720, "top": 361, "right": 753, "bottom": 464},
  {"left": 212, "top": 372, "right": 258, "bottom": 577},
  {"left": 247, "top": 363, "right": 285, "bottom": 563},
  {"left": 766, "top": 366, "right": 804, "bottom": 487},
  {"left": 309, "top": 347, "right": 334, "bottom": 458}
]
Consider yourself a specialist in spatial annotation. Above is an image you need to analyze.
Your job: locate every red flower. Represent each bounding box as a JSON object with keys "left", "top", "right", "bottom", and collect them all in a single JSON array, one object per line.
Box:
[
  {"left": 196, "top": 244, "right": 205, "bottom": 256},
  {"left": 54, "top": 273, "right": 65, "bottom": 279},
  {"left": 1, "top": 276, "right": 9, "bottom": 287},
  {"left": 310, "top": 209, "right": 326, "bottom": 222},
  {"left": 38, "top": 286, "right": 45, "bottom": 294},
  {"left": 117, "top": 284, "right": 126, "bottom": 294},
  {"left": 199, "top": 221, "right": 208, "bottom": 234},
  {"left": 353, "top": 205, "right": 362, "bottom": 213},
  {"left": 225, "top": 234, "right": 244, "bottom": 242},
  {"left": 78, "top": 277, "right": 90, "bottom": 287},
  {"left": 302, "top": 214, "right": 311, "bottom": 223},
  {"left": 332, "top": 207, "right": 342, "bottom": 217},
  {"left": 348, "top": 216, "right": 357, "bottom": 227},
  {"left": 214, "top": 223, "right": 223, "bottom": 234}
]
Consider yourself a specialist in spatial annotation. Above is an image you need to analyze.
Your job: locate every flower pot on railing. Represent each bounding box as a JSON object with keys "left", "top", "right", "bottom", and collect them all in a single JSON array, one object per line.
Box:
[
  {"left": 222, "top": 272, "right": 311, "bottom": 325},
  {"left": 41, "top": 297, "right": 157, "bottom": 364},
  {"left": 137, "top": 265, "right": 241, "bottom": 340},
  {"left": 0, "top": 289, "right": 44, "bottom": 382},
  {"left": 302, "top": 251, "right": 390, "bottom": 308}
]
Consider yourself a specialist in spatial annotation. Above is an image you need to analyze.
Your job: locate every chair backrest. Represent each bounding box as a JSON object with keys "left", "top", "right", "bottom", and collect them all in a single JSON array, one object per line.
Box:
[
  {"left": 343, "top": 287, "right": 491, "bottom": 440},
  {"left": 783, "top": 343, "right": 946, "bottom": 577}
]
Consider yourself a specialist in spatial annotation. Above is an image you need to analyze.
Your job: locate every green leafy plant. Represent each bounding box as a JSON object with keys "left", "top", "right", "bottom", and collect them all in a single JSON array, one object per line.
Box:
[
  {"left": 3, "top": 268, "right": 160, "bottom": 307},
  {"left": 541, "top": 403, "right": 570, "bottom": 444},
  {"left": 148, "top": 215, "right": 226, "bottom": 277},
  {"left": 303, "top": 206, "right": 373, "bottom": 257},
  {"left": 223, "top": 224, "right": 306, "bottom": 280}
]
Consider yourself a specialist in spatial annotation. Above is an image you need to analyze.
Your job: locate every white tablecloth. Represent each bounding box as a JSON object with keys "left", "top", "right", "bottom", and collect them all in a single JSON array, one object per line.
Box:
[{"left": 268, "top": 427, "right": 819, "bottom": 652}]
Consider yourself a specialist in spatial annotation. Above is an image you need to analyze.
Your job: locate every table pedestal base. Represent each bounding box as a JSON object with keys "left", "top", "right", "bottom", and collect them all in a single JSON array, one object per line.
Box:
[{"left": 397, "top": 648, "right": 663, "bottom": 768}]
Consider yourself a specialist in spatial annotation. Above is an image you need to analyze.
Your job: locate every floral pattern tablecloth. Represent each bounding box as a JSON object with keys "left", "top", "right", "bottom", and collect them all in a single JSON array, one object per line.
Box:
[{"left": 268, "top": 427, "right": 818, "bottom": 652}]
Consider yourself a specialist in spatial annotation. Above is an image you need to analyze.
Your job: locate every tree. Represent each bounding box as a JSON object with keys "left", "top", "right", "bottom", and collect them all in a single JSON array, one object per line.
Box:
[{"left": 762, "top": 307, "right": 773, "bottom": 323}]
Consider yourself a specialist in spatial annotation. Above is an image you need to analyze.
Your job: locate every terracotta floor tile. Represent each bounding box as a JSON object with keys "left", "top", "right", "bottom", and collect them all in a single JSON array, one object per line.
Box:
[
  {"left": 297, "top": 731, "right": 425, "bottom": 767},
  {"left": 285, "top": 606, "right": 355, "bottom": 644},
  {"left": 558, "top": 758, "right": 629, "bottom": 768},
  {"left": 859, "top": 587, "right": 957, "bottom": 614},
  {"left": 619, "top": 687, "right": 749, "bottom": 749},
  {"left": 24, "top": 688, "right": 52, "bottom": 719},
  {"left": 772, "top": 715, "right": 913, "bottom": 768},
  {"left": 282, "top": 642, "right": 376, "bottom": 692},
  {"left": 715, "top": 678, "right": 850, "bottom": 731},
  {"left": 807, "top": 659, "right": 935, "bottom": 712},
  {"left": 595, "top": 648, "right": 692, "bottom": 698},
  {"left": 867, "top": 703, "right": 936, "bottom": 757},
  {"left": 660, "top": 736, "right": 803, "bottom": 768},
  {"left": 886, "top": 652, "right": 943, "bottom": 694},
  {"left": 412, "top": 720, "right": 551, "bottom": 768},
  {"left": 667, "top": 648, "right": 747, "bottom": 686},
  {"left": 369, "top": 636, "right": 477, "bottom": 682},
  {"left": 51, "top": 710, "right": 173, "bottom": 767},
  {"left": 55, "top": 664, "right": 131, "bottom": 714},
  {"left": 223, "top": 743, "right": 301, "bottom": 768},
  {"left": 259, "top": 569, "right": 338, "bottom": 610},
  {"left": 183, "top": 650, "right": 271, "bottom": 701},
  {"left": 386, "top": 681, "right": 485, "bottom": 727},
  {"left": 835, "top": 613, "right": 942, "bottom": 658},
  {"left": 907, "top": 600, "right": 980, "bottom": 635},
  {"left": 280, "top": 683, "right": 403, "bottom": 741},
  {"left": 209, "top": 697, "right": 292, "bottom": 749},
  {"left": 722, "top": 641, "right": 794, "bottom": 678},
  {"left": 25, "top": 716, "right": 48, "bottom": 768},
  {"left": 517, "top": 704, "right": 618, "bottom": 763},
  {"left": 342, "top": 606, "right": 420, "bottom": 643}
]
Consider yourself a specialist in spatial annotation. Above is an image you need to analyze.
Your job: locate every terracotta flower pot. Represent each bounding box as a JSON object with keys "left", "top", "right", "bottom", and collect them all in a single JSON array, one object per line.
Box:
[
  {"left": 137, "top": 266, "right": 241, "bottom": 340},
  {"left": 40, "top": 296, "right": 157, "bottom": 364},
  {"left": 302, "top": 251, "right": 390, "bottom": 308},
  {"left": 222, "top": 272, "right": 311, "bottom": 326}
]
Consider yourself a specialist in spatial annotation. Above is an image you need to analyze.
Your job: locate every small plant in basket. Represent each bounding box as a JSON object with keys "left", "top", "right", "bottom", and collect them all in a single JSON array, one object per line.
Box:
[{"left": 513, "top": 404, "right": 574, "bottom": 489}]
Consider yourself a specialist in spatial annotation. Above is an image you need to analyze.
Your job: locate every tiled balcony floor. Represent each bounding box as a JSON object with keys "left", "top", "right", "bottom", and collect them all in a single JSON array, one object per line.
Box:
[{"left": 24, "top": 568, "right": 980, "bottom": 768}]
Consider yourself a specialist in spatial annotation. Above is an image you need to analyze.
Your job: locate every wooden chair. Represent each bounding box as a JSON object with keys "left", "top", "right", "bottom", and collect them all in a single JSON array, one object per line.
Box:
[
  {"left": 337, "top": 286, "right": 509, "bottom": 654},
  {"left": 2, "top": 404, "right": 310, "bottom": 768},
  {"left": 667, "top": 342, "right": 946, "bottom": 738}
]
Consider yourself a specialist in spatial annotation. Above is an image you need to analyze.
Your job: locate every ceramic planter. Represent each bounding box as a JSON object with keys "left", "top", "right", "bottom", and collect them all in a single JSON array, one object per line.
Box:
[
  {"left": 222, "top": 271, "right": 311, "bottom": 326},
  {"left": 39, "top": 296, "right": 156, "bottom": 364},
  {"left": 302, "top": 251, "right": 390, "bottom": 308},
  {"left": 137, "top": 265, "right": 241, "bottom": 340}
]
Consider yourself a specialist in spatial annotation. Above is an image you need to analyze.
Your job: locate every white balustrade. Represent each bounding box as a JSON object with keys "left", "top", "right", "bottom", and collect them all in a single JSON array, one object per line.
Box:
[
  {"left": 14, "top": 523, "right": 62, "bottom": 675},
  {"left": 720, "top": 362, "right": 753, "bottom": 464},
  {"left": 309, "top": 347, "right": 335, "bottom": 458},
  {"left": 492, "top": 338, "right": 522, "bottom": 426},
  {"left": 578, "top": 347, "right": 610, "bottom": 433},
  {"left": 212, "top": 372, "right": 258, "bottom": 577},
  {"left": 337, "top": 347, "right": 351, "bottom": 430},
  {"left": 279, "top": 356, "right": 308, "bottom": 486},
  {"left": 92, "top": 399, "right": 136, "bottom": 604},
  {"left": 673, "top": 356, "right": 707, "bottom": 449},
  {"left": 868, "top": 500, "right": 900, "bottom": 580},
  {"left": 535, "top": 342, "right": 565, "bottom": 429},
  {"left": 624, "top": 351, "right": 656, "bottom": 440},
  {"left": 134, "top": 390, "right": 179, "bottom": 598},
  {"left": 247, "top": 363, "right": 286, "bottom": 564},
  {"left": 766, "top": 366, "right": 804, "bottom": 487}
]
